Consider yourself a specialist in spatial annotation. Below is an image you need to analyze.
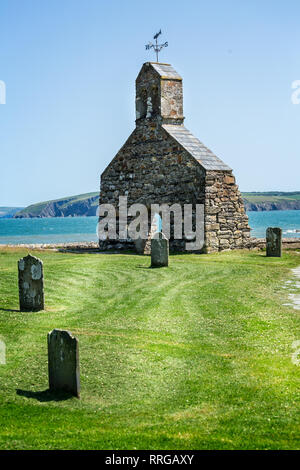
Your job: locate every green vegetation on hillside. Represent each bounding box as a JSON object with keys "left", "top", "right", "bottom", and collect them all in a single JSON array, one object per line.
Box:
[
  {"left": 14, "top": 192, "right": 99, "bottom": 218},
  {"left": 243, "top": 191, "right": 300, "bottom": 203},
  {"left": 242, "top": 192, "right": 300, "bottom": 211},
  {"left": 0, "top": 248, "right": 299, "bottom": 449},
  {"left": 11, "top": 191, "right": 300, "bottom": 218}
]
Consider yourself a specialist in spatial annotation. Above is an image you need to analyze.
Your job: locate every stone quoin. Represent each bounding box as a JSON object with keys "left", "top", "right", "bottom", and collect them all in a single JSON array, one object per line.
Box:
[{"left": 99, "top": 62, "right": 250, "bottom": 253}]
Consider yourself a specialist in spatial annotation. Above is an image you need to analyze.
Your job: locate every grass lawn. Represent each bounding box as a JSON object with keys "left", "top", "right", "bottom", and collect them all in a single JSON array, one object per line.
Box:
[{"left": 0, "top": 248, "right": 299, "bottom": 450}]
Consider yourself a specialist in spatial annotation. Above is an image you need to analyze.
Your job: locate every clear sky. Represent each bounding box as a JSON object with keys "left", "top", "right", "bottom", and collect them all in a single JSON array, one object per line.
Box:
[{"left": 1, "top": 0, "right": 300, "bottom": 207}]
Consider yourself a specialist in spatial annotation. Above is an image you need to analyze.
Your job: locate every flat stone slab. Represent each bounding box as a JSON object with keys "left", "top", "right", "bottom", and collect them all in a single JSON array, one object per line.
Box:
[
  {"left": 18, "top": 254, "right": 44, "bottom": 311},
  {"left": 292, "top": 267, "right": 300, "bottom": 277},
  {"left": 48, "top": 329, "right": 80, "bottom": 398},
  {"left": 284, "top": 266, "right": 300, "bottom": 310},
  {"left": 288, "top": 294, "right": 300, "bottom": 309}
]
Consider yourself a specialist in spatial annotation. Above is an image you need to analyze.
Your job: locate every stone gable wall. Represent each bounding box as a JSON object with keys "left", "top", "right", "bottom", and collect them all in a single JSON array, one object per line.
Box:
[
  {"left": 100, "top": 122, "right": 205, "bottom": 251},
  {"left": 101, "top": 122, "right": 205, "bottom": 208},
  {"left": 100, "top": 121, "right": 250, "bottom": 252}
]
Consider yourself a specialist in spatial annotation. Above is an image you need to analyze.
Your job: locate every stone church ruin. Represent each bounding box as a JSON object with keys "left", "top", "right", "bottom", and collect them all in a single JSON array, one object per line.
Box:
[{"left": 99, "top": 62, "right": 250, "bottom": 253}]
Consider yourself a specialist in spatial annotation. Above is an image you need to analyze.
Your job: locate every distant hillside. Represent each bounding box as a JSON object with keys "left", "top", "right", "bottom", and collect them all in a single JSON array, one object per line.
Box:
[
  {"left": 14, "top": 193, "right": 99, "bottom": 218},
  {"left": 242, "top": 192, "right": 300, "bottom": 211},
  {"left": 11, "top": 191, "right": 300, "bottom": 218},
  {"left": 0, "top": 207, "right": 24, "bottom": 218}
]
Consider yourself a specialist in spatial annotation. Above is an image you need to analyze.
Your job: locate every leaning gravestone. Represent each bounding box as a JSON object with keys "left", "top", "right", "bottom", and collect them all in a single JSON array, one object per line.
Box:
[
  {"left": 151, "top": 232, "right": 169, "bottom": 267},
  {"left": 266, "top": 227, "right": 282, "bottom": 257},
  {"left": 48, "top": 329, "right": 80, "bottom": 398},
  {"left": 18, "top": 254, "right": 44, "bottom": 311}
]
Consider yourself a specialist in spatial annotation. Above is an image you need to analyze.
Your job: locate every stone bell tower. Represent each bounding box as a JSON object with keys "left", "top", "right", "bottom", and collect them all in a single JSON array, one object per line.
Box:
[
  {"left": 99, "top": 62, "right": 250, "bottom": 253},
  {"left": 135, "top": 62, "right": 184, "bottom": 124}
]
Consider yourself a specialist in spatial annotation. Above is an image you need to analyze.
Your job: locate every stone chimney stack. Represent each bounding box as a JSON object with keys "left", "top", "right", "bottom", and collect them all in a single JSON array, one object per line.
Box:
[{"left": 135, "top": 62, "right": 184, "bottom": 125}]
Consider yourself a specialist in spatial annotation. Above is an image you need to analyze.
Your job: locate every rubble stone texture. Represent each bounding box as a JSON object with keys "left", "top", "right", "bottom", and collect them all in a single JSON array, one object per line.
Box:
[
  {"left": 18, "top": 254, "right": 44, "bottom": 311},
  {"left": 266, "top": 227, "right": 282, "bottom": 257},
  {"left": 48, "top": 329, "right": 80, "bottom": 398},
  {"left": 99, "top": 62, "right": 250, "bottom": 253},
  {"left": 134, "top": 215, "right": 159, "bottom": 254}
]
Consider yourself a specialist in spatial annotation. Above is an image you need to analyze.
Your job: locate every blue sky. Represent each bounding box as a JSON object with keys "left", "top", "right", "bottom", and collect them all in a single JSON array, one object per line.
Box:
[{"left": 1, "top": 0, "right": 300, "bottom": 206}]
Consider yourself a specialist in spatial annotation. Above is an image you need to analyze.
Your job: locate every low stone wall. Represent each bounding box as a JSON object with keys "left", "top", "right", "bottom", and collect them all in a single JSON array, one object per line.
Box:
[
  {"left": 246, "top": 238, "right": 300, "bottom": 251},
  {"left": 1, "top": 238, "right": 299, "bottom": 253},
  {"left": 0, "top": 242, "right": 100, "bottom": 252}
]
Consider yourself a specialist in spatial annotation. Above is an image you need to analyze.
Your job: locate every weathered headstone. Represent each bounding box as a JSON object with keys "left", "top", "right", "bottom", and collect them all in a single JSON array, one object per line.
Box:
[
  {"left": 48, "top": 329, "right": 80, "bottom": 398},
  {"left": 151, "top": 232, "right": 169, "bottom": 267},
  {"left": 266, "top": 227, "right": 282, "bottom": 257},
  {"left": 18, "top": 254, "right": 44, "bottom": 311},
  {"left": 0, "top": 339, "right": 5, "bottom": 365}
]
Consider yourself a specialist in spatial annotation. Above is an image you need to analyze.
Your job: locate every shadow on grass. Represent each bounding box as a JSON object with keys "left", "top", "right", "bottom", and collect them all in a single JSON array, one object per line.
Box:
[
  {"left": 136, "top": 265, "right": 171, "bottom": 269},
  {"left": 0, "top": 307, "right": 20, "bottom": 313},
  {"left": 16, "top": 388, "right": 74, "bottom": 402},
  {"left": 0, "top": 307, "right": 46, "bottom": 313},
  {"left": 58, "top": 249, "right": 138, "bottom": 255}
]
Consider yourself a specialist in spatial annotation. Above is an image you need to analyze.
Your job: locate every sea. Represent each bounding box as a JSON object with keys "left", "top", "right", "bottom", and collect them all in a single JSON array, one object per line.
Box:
[{"left": 0, "top": 211, "right": 299, "bottom": 245}]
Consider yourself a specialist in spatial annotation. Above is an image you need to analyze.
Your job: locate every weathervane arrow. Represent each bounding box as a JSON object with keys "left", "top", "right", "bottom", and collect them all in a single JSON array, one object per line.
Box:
[{"left": 145, "top": 30, "right": 168, "bottom": 62}]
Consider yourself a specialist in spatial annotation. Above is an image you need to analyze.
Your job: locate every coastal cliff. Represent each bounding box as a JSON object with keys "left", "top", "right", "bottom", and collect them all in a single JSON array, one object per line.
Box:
[
  {"left": 14, "top": 193, "right": 99, "bottom": 218},
  {"left": 11, "top": 191, "right": 300, "bottom": 218},
  {"left": 242, "top": 192, "right": 300, "bottom": 212},
  {"left": 243, "top": 200, "right": 300, "bottom": 211}
]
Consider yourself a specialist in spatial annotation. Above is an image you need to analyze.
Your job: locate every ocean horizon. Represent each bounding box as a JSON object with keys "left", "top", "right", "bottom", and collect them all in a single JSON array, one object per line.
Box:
[{"left": 0, "top": 210, "right": 299, "bottom": 245}]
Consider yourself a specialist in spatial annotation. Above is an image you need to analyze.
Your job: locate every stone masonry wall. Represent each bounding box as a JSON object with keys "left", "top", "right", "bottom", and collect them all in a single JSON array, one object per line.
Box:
[
  {"left": 160, "top": 79, "right": 183, "bottom": 122},
  {"left": 101, "top": 122, "right": 206, "bottom": 208},
  {"left": 135, "top": 63, "right": 183, "bottom": 124},
  {"left": 100, "top": 122, "right": 250, "bottom": 252},
  {"left": 100, "top": 121, "right": 205, "bottom": 251},
  {"left": 205, "top": 172, "right": 250, "bottom": 252}
]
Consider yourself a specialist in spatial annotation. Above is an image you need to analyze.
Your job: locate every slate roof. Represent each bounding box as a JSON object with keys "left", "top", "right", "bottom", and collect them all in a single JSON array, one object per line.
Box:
[
  {"left": 150, "top": 63, "right": 182, "bottom": 80},
  {"left": 163, "top": 124, "right": 232, "bottom": 171}
]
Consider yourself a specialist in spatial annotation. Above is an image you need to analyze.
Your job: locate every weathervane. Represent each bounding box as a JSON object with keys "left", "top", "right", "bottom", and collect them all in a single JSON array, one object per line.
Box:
[{"left": 145, "top": 30, "right": 168, "bottom": 62}]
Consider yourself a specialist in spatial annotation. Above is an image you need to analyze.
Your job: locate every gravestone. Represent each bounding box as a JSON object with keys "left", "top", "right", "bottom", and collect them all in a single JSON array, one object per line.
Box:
[
  {"left": 266, "top": 227, "right": 282, "bottom": 257},
  {"left": 18, "top": 254, "right": 44, "bottom": 311},
  {"left": 151, "top": 232, "right": 169, "bottom": 267},
  {"left": 0, "top": 339, "right": 5, "bottom": 365},
  {"left": 48, "top": 329, "right": 80, "bottom": 398}
]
